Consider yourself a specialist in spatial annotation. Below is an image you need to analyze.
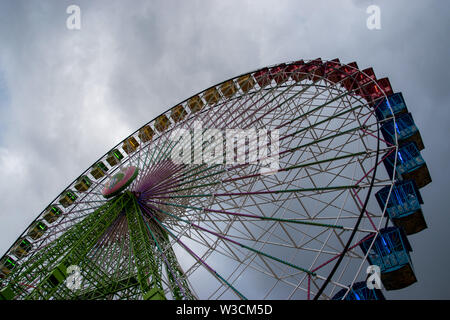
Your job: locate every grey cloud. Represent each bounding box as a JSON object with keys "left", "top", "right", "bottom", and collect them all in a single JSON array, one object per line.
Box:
[{"left": 0, "top": 0, "right": 449, "bottom": 299}]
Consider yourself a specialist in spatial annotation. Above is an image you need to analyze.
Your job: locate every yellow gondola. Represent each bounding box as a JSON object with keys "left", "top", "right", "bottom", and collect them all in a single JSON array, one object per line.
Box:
[
  {"left": 203, "top": 87, "right": 221, "bottom": 105},
  {"left": 122, "top": 136, "right": 140, "bottom": 155},
  {"left": 138, "top": 125, "right": 154, "bottom": 143},
  {"left": 74, "top": 175, "right": 92, "bottom": 192},
  {"left": 187, "top": 96, "right": 204, "bottom": 113},
  {"left": 155, "top": 114, "right": 171, "bottom": 132},
  {"left": 59, "top": 190, "right": 78, "bottom": 208},
  {"left": 27, "top": 220, "right": 48, "bottom": 240},
  {"left": 237, "top": 74, "right": 255, "bottom": 93},
  {"left": 11, "top": 238, "right": 32, "bottom": 258},
  {"left": 220, "top": 80, "right": 237, "bottom": 98},
  {"left": 106, "top": 149, "right": 124, "bottom": 166},
  {"left": 90, "top": 161, "right": 108, "bottom": 180},
  {"left": 171, "top": 105, "right": 187, "bottom": 123},
  {"left": 43, "top": 205, "right": 63, "bottom": 224}
]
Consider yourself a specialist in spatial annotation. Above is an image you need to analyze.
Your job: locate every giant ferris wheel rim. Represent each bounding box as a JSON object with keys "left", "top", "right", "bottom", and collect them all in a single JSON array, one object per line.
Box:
[{"left": 1, "top": 57, "right": 401, "bottom": 300}]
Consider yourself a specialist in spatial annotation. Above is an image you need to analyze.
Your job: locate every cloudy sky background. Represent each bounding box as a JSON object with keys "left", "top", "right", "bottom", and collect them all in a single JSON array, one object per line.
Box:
[{"left": 0, "top": 0, "right": 449, "bottom": 299}]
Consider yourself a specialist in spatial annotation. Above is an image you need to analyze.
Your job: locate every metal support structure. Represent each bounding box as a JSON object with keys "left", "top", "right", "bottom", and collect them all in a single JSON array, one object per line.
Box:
[
  {"left": 23, "top": 193, "right": 131, "bottom": 299},
  {"left": 125, "top": 192, "right": 165, "bottom": 300}
]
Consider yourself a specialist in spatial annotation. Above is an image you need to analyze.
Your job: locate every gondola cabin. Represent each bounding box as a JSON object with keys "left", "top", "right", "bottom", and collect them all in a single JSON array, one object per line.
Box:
[
  {"left": 381, "top": 112, "right": 424, "bottom": 150},
  {"left": 27, "top": 220, "right": 48, "bottom": 240},
  {"left": 363, "top": 78, "right": 393, "bottom": 105},
  {"left": 90, "top": 161, "right": 108, "bottom": 180},
  {"left": 299, "top": 58, "right": 322, "bottom": 83},
  {"left": 11, "top": 238, "right": 32, "bottom": 258},
  {"left": 355, "top": 68, "right": 376, "bottom": 97},
  {"left": 122, "top": 136, "right": 140, "bottom": 154},
  {"left": 383, "top": 141, "right": 431, "bottom": 189},
  {"left": 332, "top": 281, "right": 385, "bottom": 300},
  {"left": 187, "top": 95, "right": 204, "bottom": 113},
  {"left": 270, "top": 64, "right": 288, "bottom": 85},
  {"left": 360, "top": 227, "right": 416, "bottom": 290},
  {"left": 106, "top": 149, "right": 124, "bottom": 166},
  {"left": 376, "top": 181, "right": 426, "bottom": 235},
  {"left": 59, "top": 189, "right": 78, "bottom": 208},
  {"left": 0, "top": 255, "right": 17, "bottom": 278},
  {"left": 203, "top": 87, "right": 221, "bottom": 105},
  {"left": 310, "top": 59, "right": 325, "bottom": 83},
  {"left": 286, "top": 60, "right": 305, "bottom": 82},
  {"left": 43, "top": 205, "right": 63, "bottom": 224},
  {"left": 155, "top": 114, "right": 171, "bottom": 132},
  {"left": 170, "top": 105, "right": 187, "bottom": 123},
  {"left": 219, "top": 80, "right": 237, "bottom": 98},
  {"left": 323, "top": 58, "right": 342, "bottom": 84},
  {"left": 375, "top": 92, "right": 408, "bottom": 121},
  {"left": 74, "top": 175, "right": 92, "bottom": 192},
  {"left": 341, "top": 62, "right": 359, "bottom": 91},
  {"left": 254, "top": 68, "right": 272, "bottom": 88},
  {"left": 374, "top": 78, "right": 393, "bottom": 98},
  {"left": 237, "top": 74, "right": 255, "bottom": 93},
  {"left": 138, "top": 125, "right": 154, "bottom": 143}
]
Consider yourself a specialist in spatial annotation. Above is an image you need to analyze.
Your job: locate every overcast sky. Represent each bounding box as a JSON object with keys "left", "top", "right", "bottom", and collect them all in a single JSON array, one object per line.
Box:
[{"left": 0, "top": 0, "right": 449, "bottom": 299}]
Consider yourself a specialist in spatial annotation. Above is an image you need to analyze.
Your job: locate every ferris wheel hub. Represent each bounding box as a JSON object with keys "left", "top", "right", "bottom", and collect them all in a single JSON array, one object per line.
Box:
[{"left": 102, "top": 166, "right": 139, "bottom": 199}]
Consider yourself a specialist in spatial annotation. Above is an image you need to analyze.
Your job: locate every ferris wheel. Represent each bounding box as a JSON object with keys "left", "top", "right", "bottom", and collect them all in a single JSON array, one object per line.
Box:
[{"left": 0, "top": 58, "right": 431, "bottom": 300}]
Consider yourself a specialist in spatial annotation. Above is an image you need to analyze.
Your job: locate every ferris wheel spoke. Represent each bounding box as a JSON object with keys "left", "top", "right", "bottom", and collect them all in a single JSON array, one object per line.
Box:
[
  {"left": 152, "top": 185, "right": 360, "bottom": 203},
  {"left": 261, "top": 221, "right": 347, "bottom": 258},
  {"left": 144, "top": 202, "right": 315, "bottom": 276},
  {"left": 278, "top": 94, "right": 355, "bottom": 137},
  {"left": 136, "top": 162, "right": 186, "bottom": 197},
  {"left": 138, "top": 203, "right": 248, "bottom": 300},
  {"left": 145, "top": 199, "right": 345, "bottom": 230},
  {"left": 222, "top": 191, "right": 356, "bottom": 258},
  {"left": 280, "top": 104, "right": 363, "bottom": 145},
  {"left": 212, "top": 77, "right": 302, "bottom": 130},
  {"left": 143, "top": 104, "right": 366, "bottom": 198},
  {"left": 132, "top": 136, "right": 176, "bottom": 189},
  {"left": 354, "top": 147, "right": 395, "bottom": 189},
  {"left": 170, "top": 219, "right": 300, "bottom": 298},
  {"left": 230, "top": 84, "right": 309, "bottom": 131},
  {"left": 147, "top": 130, "right": 367, "bottom": 198},
  {"left": 298, "top": 109, "right": 361, "bottom": 159},
  {"left": 221, "top": 222, "right": 347, "bottom": 259},
  {"left": 246, "top": 80, "right": 344, "bottom": 132},
  {"left": 137, "top": 138, "right": 177, "bottom": 184}
]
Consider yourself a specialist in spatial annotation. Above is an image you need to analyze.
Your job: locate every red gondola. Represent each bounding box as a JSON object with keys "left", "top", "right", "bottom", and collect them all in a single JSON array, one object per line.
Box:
[
  {"left": 323, "top": 58, "right": 342, "bottom": 84},
  {"left": 270, "top": 63, "right": 288, "bottom": 85},
  {"left": 254, "top": 68, "right": 272, "bottom": 88}
]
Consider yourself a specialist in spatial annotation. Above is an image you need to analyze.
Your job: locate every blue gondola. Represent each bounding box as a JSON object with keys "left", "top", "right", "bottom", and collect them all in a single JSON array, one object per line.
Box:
[
  {"left": 360, "top": 227, "right": 416, "bottom": 290},
  {"left": 381, "top": 112, "right": 424, "bottom": 150},
  {"left": 332, "top": 281, "right": 385, "bottom": 300},
  {"left": 383, "top": 141, "right": 431, "bottom": 188},
  {"left": 375, "top": 180, "right": 426, "bottom": 235},
  {"left": 374, "top": 92, "right": 408, "bottom": 121}
]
